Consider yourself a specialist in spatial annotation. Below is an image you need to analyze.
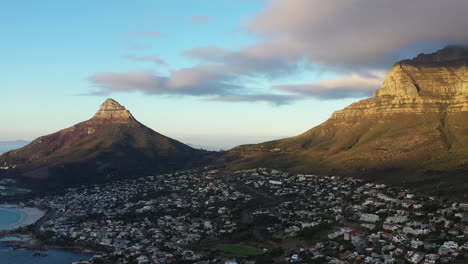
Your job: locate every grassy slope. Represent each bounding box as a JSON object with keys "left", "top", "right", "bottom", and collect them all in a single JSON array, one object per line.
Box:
[
  {"left": 216, "top": 244, "right": 264, "bottom": 257},
  {"left": 229, "top": 111, "right": 468, "bottom": 198}
]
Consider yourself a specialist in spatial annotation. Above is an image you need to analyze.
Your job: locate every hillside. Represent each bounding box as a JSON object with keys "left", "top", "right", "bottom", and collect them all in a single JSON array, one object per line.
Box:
[
  {"left": 230, "top": 46, "right": 468, "bottom": 197},
  {"left": 0, "top": 99, "right": 209, "bottom": 189}
]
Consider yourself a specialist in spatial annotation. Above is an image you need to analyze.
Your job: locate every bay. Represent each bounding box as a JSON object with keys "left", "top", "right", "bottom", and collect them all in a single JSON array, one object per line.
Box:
[
  {"left": 0, "top": 209, "right": 92, "bottom": 263},
  {"left": 0, "top": 208, "right": 21, "bottom": 228},
  {"left": 0, "top": 245, "right": 93, "bottom": 264}
]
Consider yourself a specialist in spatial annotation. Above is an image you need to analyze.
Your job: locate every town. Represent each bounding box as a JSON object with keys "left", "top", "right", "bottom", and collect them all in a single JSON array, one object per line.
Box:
[{"left": 16, "top": 168, "right": 468, "bottom": 263}]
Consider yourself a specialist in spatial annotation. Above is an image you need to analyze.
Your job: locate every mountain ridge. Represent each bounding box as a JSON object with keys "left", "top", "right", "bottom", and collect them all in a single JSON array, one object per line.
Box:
[{"left": 229, "top": 46, "right": 468, "bottom": 197}]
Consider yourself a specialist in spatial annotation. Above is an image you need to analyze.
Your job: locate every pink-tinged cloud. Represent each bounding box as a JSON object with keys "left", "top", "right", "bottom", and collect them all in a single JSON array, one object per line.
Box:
[
  {"left": 89, "top": 72, "right": 168, "bottom": 93},
  {"left": 89, "top": 66, "right": 241, "bottom": 96},
  {"left": 183, "top": 46, "right": 229, "bottom": 62},
  {"left": 247, "top": 0, "right": 468, "bottom": 67},
  {"left": 274, "top": 71, "right": 386, "bottom": 99},
  {"left": 208, "top": 94, "right": 301, "bottom": 105},
  {"left": 125, "top": 55, "right": 167, "bottom": 65},
  {"left": 89, "top": 69, "right": 385, "bottom": 105},
  {"left": 90, "top": 1, "right": 468, "bottom": 104}
]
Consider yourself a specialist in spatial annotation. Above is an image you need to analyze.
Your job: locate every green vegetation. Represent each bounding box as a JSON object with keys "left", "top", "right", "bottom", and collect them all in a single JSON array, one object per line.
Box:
[{"left": 216, "top": 244, "right": 263, "bottom": 257}]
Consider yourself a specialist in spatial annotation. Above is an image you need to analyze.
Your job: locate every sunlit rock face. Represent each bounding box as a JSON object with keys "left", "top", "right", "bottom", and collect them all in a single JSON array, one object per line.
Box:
[
  {"left": 332, "top": 46, "right": 468, "bottom": 119},
  {"left": 90, "top": 98, "right": 136, "bottom": 123}
]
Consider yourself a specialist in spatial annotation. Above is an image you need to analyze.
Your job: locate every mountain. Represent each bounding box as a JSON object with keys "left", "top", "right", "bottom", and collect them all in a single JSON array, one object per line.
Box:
[
  {"left": 230, "top": 46, "right": 468, "bottom": 197},
  {"left": 0, "top": 140, "right": 29, "bottom": 154},
  {"left": 0, "top": 99, "right": 209, "bottom": 189}
]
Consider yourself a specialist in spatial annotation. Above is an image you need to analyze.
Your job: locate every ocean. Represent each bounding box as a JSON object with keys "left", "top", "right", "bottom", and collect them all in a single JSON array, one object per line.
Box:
[
  {"left": 0, "top": 208, "right": 21, "bottom": 228},
  {"left": 0, "top": 209, "right": 93, "bottom": 264},
  {"left": 0, "top": 245, "right": 93, "bottom": 264}
]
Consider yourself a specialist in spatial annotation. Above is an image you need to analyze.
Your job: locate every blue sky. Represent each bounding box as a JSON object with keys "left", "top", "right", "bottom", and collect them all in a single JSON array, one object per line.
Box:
[{"left": 2, "top": 0, "right": 467, "bottom": 149}]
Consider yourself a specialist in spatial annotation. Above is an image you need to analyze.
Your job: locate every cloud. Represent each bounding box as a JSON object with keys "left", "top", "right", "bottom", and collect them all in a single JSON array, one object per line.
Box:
[
  {"left": 183, "top": 45, "right": 306, "bottom": 78},
  {"left": 183, "top": 46, "right": 228, "bottom": 62},
  {"left": 88, "top": 66, "right": 241, "bottom": 96},
  {"left": 88, "top": 69, "right": 385, "bottom": 103},
  {"left": 274, "top": 71, "right": 386, "bottom": 99},
  {"left": 208, "top": 94, "right": 300, "bottom": 105},
  {"left": 89, "top": 72, "right": 167, "bottom": 93},
  {"left": 189, "top": 16, "right": 211, "bottom": 24},
  {"left": 125, "top": 30, "right": 161, "bottom": 38},
  {"left": 128, "top": 44, "right": 152, "bottom": 50},
  {"left": 247, "top": 0, "right": 468, "bottom": 68},
  {"left": 125, "top": 55, "right": 167, "bottom": 65},
  {"left": 207, "top": 71, "right": 386, "bottom": 104},
  {"left": 90, "top": 1, "right": 468, "bottom": 104},
  {"left": 181, "top": 1, "right": 468, "bottom": 73}
]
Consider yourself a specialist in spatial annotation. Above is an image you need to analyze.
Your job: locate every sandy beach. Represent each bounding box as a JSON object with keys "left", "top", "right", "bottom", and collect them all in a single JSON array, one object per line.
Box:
[{"left": 0, "top": 204, "right": 45, "bottom": 231}]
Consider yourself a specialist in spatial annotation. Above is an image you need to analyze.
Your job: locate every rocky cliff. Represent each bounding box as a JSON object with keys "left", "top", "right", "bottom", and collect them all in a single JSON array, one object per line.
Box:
[
  {"left": 231, "top": 46, "right": 468, "bottom": 198},
  {"left": 91, "top": 98, "right": 136, "bottom": 122},
  {"left": 332, "top": 46, "right": 468, "bottom": 119}
]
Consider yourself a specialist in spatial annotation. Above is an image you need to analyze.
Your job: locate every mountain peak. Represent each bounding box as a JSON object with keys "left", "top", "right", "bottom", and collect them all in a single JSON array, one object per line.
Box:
[
  {"left": 91, "top": 98, "right": 136, "bottom": 123},
  {"left": 100, "top": 98, "right": 126, "bottom": 110},
  {"left": 408, "top": 45, "right": 468, "bottom": 64},
  {"left": 0, "top": 98, "right": 206, "bottom": 184}
]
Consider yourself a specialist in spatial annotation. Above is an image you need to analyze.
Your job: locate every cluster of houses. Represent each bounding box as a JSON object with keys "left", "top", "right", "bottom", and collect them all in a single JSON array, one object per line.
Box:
[
  {"left": 20, "top": 167, "right": 468, "bottom": 263},
  {"left": 30, "top": 169, "right": 252, "bottom": 263},
  {"left": 235, "top": 168, "right": 468, "bottom": 263},
  {"left": 0, "top": 162, "right": 15, "bottom": 170}
]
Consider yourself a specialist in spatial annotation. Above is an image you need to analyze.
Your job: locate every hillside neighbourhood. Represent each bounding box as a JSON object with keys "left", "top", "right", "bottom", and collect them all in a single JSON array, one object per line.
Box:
[{"left": 1, "top": 168, "right": 465, "bottom": 264}]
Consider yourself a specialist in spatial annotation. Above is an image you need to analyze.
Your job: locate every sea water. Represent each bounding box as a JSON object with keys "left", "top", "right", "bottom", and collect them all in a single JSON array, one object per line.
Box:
[
  {"left": 0, "top": 209, "right": 92, "bottom": 263},
  {"left": 0, "top": 237, "right": 21, "bottom": 242},
  {"left": 0, "top": 245, "right": 93, "bottom": 264},
  {"left": 0, "top": 208, "right": 21, "bottom": 228}
]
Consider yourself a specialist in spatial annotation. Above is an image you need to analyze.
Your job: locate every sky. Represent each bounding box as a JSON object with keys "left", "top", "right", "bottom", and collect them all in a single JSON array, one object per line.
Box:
[{"left": 2, "top": 0, "right": 468, "bottom": 150}]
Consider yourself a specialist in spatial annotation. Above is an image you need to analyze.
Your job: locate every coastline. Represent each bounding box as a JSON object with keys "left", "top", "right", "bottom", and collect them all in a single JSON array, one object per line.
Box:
[
  {"left": 0, "top": 233, "right": 99, "bottom": 258},
  {"left": 0, "top": 238, "right": 95, "bottom": 263},
  {"left": 0, "top": 204, "right": 45, "bottom": 231},
  {"left": 0, "top": 206, "right": 98, "bottom": 258}
]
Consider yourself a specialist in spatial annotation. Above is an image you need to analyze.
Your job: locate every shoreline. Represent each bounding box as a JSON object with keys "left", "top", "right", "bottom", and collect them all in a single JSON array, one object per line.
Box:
[
  {"left": 1, "top": 235, "right": 99, "bottom": 260},
  {"left": 0, "top": 204, "right": 45, "bottom": 231},
  {"left": 0, "top": 237, "right": 96, "bottom": 262}
]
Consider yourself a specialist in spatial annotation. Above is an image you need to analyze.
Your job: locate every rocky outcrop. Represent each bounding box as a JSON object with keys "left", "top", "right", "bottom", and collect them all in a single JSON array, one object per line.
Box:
[
  {"left": 332, "top": 46, "right": 468, "bottom": 119},
  {"left": 90, "top": 98, "right": 136, "bottom": 123}
]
